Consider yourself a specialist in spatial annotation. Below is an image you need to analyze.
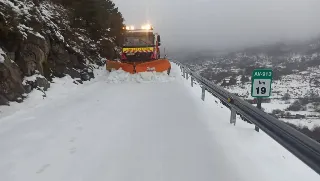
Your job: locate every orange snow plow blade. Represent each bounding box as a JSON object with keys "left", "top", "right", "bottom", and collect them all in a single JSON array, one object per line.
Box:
[
  {"left": 135, "top": 59, "right": 171, "bottom": 73},
  {"left": 106, "top": 59, "right": 171, "bottom": 74},
  {"left": 106, "top": 60, "right": 135, "bottom": 74}
]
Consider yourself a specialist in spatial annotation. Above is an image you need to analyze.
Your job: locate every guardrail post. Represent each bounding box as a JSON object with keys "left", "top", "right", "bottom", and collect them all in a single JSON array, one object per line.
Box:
[
  {"left": 230, "top": 107, "right": 236, "bottom": 125},
  {"left": 182, "top": 67, "right": 185, "bottom": 78},
  {"left": 186, "top": 72, "right": 189, "bottom": 80},
  {"left": 191, "top": 77, "right": 194, "bottom": 87},
  {"left": 201, "top": 86, "right": 205, "bottom": 101},
  {"left": 255, "top": 98, "right": 262, "bottom": 132}
]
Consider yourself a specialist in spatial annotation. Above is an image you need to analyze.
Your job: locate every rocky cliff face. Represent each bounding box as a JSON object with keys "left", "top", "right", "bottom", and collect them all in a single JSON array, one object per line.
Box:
[{"left": 0, "top": 0, "right": 124, "bottom": 105}]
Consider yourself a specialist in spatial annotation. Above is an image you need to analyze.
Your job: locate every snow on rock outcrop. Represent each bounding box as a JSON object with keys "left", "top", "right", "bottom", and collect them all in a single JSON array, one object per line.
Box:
[
  {"left": 0, "top": 47, "right": 5, "bottom": 63},
  {"left": 0, "top": 0, "right": 124, "bottom": 105}
]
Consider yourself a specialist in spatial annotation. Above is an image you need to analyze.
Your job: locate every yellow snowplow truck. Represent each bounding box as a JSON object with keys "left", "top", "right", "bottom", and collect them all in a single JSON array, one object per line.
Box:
[{"left": 106, "top": 24, "right": 171, "bottom": 74}]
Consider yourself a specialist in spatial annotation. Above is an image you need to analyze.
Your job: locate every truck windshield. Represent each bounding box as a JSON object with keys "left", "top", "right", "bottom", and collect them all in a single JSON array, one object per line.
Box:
[{"left": 123, "top": 32, "right": 154, "bottom": 47}]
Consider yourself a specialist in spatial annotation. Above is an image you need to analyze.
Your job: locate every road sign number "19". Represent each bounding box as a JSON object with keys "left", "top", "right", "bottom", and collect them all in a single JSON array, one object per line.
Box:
[{"left": 256, "top": 86, "right": 266, "bottom": 95}]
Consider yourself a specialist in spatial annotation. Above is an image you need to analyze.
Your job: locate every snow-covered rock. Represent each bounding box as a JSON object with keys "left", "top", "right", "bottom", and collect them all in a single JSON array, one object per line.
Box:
[
  {"left": 0, "top": 47, "right": 5, "bottom": 63},
  {"left": 0, "top": 0, "right": 124, "bottom": 105}
]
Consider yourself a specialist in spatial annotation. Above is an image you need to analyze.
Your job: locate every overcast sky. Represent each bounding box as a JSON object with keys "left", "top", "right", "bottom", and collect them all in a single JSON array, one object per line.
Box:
[{"left": 113, "top": 0, "right": 320, "bottom": 52}]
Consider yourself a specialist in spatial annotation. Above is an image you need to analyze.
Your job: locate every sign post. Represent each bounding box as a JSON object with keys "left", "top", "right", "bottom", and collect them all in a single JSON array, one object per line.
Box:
[{"left": 251, "top": 69, "right": 273, "bottom": 132}]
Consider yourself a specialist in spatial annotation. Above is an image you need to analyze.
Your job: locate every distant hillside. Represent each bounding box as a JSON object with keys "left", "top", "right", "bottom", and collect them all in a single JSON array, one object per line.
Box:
[
  {"left": 185, "top": 37, "right": 320, "bottom": 83},
  {"left": 181, "top": 37, "right": 320, "bottom": 137}
]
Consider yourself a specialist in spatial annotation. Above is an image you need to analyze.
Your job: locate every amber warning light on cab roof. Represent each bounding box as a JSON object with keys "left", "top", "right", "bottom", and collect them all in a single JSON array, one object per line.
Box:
[{"left": 123, "top": 24, "right": 154, "bottom": 30}]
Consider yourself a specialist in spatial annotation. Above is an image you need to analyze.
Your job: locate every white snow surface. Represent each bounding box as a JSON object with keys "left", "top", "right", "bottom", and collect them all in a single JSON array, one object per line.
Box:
[{"left": 0, "top": 63, "right": 319, "bottom": 181}]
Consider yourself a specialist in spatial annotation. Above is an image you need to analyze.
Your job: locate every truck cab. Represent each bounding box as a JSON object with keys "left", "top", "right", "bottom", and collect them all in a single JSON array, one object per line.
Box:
[{"left": 121, "top": 25, "right": 161, "bottom": 62}]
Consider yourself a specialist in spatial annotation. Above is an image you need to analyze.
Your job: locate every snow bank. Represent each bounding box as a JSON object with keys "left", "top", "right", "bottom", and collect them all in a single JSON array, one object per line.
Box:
[
  {"left": 106, "top": 69, "right": 175, "bottom": 83},
  {"left": 0, "top": 75, "right": 75, "bottom": 118},
  {"left": 0, "top": 64, "right": 175, "bottom": 117},
  {"left": 282, "top": 119, "right": 320, "bottom": 130},
  {"left": 1, "top": 65, "right": 175, "bottom": 116},
  {"left": 0, "top": 66, "right": 105, "bottom": 118}
]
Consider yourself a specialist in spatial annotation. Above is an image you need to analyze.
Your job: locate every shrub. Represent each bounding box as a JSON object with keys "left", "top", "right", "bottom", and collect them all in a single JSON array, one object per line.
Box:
[
  {"left": 307, "top": 90, "right": 319, "bottom": 99},
  {"left": 272, "top": 109, "right": 284, "bottom": 115},
  {"left": 287, "top": 100, "right": 303, "bottom": 111},
  {"left": 314, "top": 103, "right": 320, "bottom": 113},
  {"left": 221, "top": 79, "right": 228, "bottom": 87},
  {"left": 240, "top": 75, "right": 250, "bottom": 83},
  {"left": 300, "top": 98, "right": 310, "bottom": 105},
  {"left": 228, "top": 77, "right": 237, "bottom": 85},
  {"left": 282, "top": 93, "right": 291, "bottom": 100},
  {"left": 313, "top": 102, "right": 320, "bottom": 107}
]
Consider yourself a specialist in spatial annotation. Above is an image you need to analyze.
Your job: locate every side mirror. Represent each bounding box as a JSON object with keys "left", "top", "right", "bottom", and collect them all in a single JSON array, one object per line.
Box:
[{"left": 157, "top": 35, "right": 161, "bottom": 42}]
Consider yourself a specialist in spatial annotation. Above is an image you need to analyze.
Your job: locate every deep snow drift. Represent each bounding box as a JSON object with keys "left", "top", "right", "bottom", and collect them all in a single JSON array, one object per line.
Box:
[{"left": 0, "top": 63, "right": 319, "bottom": 181}]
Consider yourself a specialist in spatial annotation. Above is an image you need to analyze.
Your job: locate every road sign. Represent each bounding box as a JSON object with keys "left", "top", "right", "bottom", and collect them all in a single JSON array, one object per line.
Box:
[{"left": 251, "top": 69, "right": 273, "bottom": 97}]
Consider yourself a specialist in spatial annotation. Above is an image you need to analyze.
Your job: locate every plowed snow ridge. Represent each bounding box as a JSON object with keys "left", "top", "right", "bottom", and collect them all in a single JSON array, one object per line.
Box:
[
  {"left": 0, "top": 63, "right": 319, "bottom": 181},
  {"left": 106, "top": 68, "right": 175, "bottom": 83}
]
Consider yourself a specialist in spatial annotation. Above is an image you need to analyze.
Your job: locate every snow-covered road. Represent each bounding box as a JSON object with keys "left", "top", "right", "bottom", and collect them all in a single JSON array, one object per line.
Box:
[{"left": 0, "top": 63, "right": 319, "bottom": 181}]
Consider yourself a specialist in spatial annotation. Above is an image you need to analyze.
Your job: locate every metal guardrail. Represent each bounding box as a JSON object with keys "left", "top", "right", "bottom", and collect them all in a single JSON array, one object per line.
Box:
[{"left": 172, "top": 61, "right": 320, "bottom": 175}]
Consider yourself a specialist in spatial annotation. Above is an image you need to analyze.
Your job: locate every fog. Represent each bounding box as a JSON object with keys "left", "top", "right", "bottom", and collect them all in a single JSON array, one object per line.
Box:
[{"left": 113, "top": 0, "right": 320, "bottom": 52}]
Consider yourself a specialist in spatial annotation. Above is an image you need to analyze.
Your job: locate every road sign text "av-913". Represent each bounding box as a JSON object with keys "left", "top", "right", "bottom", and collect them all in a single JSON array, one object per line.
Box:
[{"left": 252, "top": 71, "right": 272, "bottom": 78}]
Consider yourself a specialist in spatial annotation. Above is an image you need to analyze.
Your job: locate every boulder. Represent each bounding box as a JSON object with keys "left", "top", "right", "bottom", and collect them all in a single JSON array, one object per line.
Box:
[
  {"left": 0, "top": 52, "right": 25, "bottom": 102},
  {"left": 23, "top": 83, "right": 32, "bottom": 94},
  {"left": 65, "top": 67, "right": 81, "bottom": 79},
  {"left": 80, "top": 71, "right": 90, "bottom": 81},
  {"left": 24, "top": 75, "right": 50, "bottom": 91},
  {"left": 0, "top": 94, "right": 9, "bottom": 106},
  {"left": 36, "top": 76, "right": 50, "bottom": 91}
]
